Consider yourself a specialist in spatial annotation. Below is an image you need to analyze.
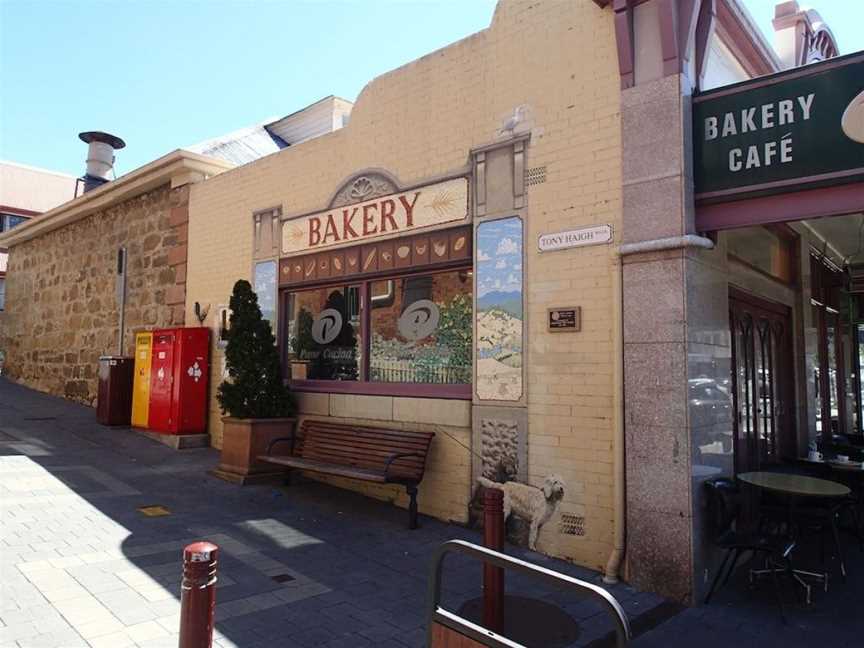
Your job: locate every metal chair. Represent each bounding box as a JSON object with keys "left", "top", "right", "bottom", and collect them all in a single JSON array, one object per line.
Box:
[{"left": 703, "top": 478, "right": 790, "bottom": 619}]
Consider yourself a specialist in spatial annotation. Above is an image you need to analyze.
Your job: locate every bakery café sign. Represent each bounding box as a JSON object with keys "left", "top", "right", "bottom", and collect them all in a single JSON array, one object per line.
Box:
[
  {"left": 694, "top": 52, "right": 864, "bottom": 201},
  {"left": 282, "top": 177, "right": 468, "bottom": 254}
]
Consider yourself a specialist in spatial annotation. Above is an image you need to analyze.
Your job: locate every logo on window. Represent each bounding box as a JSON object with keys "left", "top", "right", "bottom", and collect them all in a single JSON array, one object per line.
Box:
[
  {"left": 398, "top": 300, "right": 440, "bottom": 341},
  {"left": 311, "top": 308, "right": 343, "bottom": 344}
]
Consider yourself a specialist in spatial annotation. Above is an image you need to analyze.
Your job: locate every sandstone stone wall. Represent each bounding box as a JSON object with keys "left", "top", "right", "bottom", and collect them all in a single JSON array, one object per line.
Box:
[{"left": 0, "top": 183, "right": 190, "bottom": 404}]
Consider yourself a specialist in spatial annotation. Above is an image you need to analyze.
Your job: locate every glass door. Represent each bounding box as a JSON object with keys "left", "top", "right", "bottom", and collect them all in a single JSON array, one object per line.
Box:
[{"left": 730, "top": 289, "right": 795, "bottom": 474}]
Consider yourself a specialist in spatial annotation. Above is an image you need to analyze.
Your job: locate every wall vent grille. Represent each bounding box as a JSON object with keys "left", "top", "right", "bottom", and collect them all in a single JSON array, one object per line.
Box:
[
  {"left": 559, "top": 513, "right": 585, "bottom": 536},
  {"left": 525, "top": 166, "right": 547, "bottom": 186}
]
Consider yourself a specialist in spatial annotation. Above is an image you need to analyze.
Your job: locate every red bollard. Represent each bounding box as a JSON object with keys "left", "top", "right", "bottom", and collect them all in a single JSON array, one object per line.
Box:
[
  {"left": 178, "top": 541, "right": 219, "bottom": 648},
  {"left": 483, "top": 488, "right": 505, "bottom": 632}
]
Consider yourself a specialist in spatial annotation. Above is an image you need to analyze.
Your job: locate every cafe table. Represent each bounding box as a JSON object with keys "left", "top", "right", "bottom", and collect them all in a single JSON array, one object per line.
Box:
[{"left": 737, "top": 471, "right": 851, "bottom": 603}]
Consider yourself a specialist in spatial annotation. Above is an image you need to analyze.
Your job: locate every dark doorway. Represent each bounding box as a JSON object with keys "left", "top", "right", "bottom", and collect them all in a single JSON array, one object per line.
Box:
[{"left": 729, "top": 288, "right": 796, "bottom": 474}]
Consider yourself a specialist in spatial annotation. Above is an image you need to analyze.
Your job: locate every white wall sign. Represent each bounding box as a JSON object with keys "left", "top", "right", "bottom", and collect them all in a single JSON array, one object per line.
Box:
[{"left": 538, "top": 225, "right": 612, "bottom": 252}]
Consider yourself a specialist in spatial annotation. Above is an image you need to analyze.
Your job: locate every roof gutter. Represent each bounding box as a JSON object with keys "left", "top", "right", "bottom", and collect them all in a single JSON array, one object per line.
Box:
[{"left": 0, "top": 149, "right": 233, "bottom": 248}]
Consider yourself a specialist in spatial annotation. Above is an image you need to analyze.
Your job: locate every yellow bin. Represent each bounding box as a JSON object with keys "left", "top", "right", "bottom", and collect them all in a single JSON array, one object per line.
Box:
[{"left": 131, "top": 331, "right": 153, "bottom": 428}]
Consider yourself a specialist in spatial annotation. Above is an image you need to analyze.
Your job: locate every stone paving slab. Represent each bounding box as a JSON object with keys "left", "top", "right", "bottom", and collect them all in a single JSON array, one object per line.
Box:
[{"left": 0, "top": 378, "right": 665, "bottom": 647}]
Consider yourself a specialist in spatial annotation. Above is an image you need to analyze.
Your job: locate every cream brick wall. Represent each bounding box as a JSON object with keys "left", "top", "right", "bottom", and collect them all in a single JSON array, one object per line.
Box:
[{"left": 186, "top": 0, "right": 621, "bottom": 571}]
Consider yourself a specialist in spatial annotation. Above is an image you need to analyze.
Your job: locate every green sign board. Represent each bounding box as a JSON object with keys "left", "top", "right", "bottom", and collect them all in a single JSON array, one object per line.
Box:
[{"left": 694, "top": 52, "right": 864, "bottom": 202}]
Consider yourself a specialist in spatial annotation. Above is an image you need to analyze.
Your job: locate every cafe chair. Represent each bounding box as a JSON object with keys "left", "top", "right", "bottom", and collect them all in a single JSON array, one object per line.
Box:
[{"left": 703, "top": 478, "right": 789, "bottom": 619}]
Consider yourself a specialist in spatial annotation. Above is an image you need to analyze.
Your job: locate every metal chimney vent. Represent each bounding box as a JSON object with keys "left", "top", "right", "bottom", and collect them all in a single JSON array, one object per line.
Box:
[{"left": 78, "top": 131, "right": 126, "bottom": 193}]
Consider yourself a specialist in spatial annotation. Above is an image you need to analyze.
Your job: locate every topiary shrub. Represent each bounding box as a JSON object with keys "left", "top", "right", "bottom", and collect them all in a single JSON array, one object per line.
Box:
[{"left": 216, "top": 279, "right": 294, "bottom": 419}]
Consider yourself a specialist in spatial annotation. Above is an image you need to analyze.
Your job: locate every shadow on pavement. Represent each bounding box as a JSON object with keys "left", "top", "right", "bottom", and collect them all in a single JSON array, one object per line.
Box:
[{"left": 0, "top": 377, "right": 659, "bottom": 648}]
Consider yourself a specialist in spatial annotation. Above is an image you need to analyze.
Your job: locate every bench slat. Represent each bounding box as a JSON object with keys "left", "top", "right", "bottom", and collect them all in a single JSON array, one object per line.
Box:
[
  {"left": 302, "top": 421, "right": 434, "bottom": 442},
  {"left": 302, "top": 438, "right": 428, "bottom": 462},
  {"left": 303, "top": 429, "right": 432, "bottom": 447},
  {"left": 258, "top": 455, "right": 388, "bottom": 482}
]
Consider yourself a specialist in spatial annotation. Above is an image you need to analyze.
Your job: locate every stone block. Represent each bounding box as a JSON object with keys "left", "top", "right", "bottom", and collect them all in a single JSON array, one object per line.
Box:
[
  {"left": 166, "top": 244, "right": 187, "bottom": 267},
  {"left": 623, "top": 342, "right": 687, "bottom": 430},
  {"left": 173, "top": 223, "right": 188, "bottom": 244},
  {"left": 173, "top": 263, "right": 187, "bottom": 284},
  {"left": 329, "top": 394, "right": 393, "bottom": 421},
  {"left": 392, "top": 397, "right": 470, "bottom": 427},
  {"left": 295, "top": 392, "right": 329, "bottom": 416},
  {"left": 170, "top": 306, "right": 185, "bottom": 325},
  {"left": 622, "top": 257, "right": 685, "bottom": 344},
  {"left": 168, "top": 205, "right": 188, "bottom": 228},
  {"left": 622, "top": 175, "right": 685, "bottom": 243},
  {"left": 164, "top": 285, "right": 185, "bottom": 306},
  {"left": 626, "top": 506, "right": 692, "bottom": 603}
]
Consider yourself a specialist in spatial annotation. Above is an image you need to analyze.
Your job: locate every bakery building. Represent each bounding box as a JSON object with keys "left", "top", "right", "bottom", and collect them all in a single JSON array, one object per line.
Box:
[
  {"left": 185, "top": 0, "right": 623, "bottom": 574},
  {"left": 1, "top": 0, "right": 860, "bottom": 605}
]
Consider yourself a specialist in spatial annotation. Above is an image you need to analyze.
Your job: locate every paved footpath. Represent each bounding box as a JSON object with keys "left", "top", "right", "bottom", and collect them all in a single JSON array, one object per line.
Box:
[{"left": 0, "top": 378, "right": 670, "bottom": 648}]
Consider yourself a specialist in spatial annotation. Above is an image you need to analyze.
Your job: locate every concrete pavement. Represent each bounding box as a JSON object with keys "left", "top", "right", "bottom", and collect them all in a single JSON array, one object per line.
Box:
[{"left": 0, "top": 378, "right": 662, "bottom": 647}]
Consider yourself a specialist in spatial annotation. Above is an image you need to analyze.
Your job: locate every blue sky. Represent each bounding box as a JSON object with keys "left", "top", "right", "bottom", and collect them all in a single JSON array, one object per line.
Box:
[{"left": 0, "top": 0, "right": 861, "bottom": 178}]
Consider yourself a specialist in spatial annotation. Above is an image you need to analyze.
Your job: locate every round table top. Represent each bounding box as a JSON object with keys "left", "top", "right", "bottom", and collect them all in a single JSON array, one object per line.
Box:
[{"left": 738, "top": 471, "right": 851, "bottom": 497}]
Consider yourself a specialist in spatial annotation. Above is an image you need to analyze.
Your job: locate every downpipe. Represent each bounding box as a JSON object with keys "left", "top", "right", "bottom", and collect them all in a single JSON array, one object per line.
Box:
[{"left": 604, "top": 254, "right": 626, "bottom": 584}]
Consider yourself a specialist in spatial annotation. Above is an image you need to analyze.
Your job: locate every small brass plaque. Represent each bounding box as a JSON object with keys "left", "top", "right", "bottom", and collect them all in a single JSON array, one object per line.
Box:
[
  {"left": 137, "top": 505, "right": 171, "bottom": 517},
  {"left": 548, "top": 307, "right": 580, "bottom": 332}
]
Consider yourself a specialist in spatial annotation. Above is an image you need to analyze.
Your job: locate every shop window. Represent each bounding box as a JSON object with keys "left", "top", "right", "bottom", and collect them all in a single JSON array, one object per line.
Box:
[
  {"left": 286, "top": 285, "right": 362, "bottom": 381},
  {"left": 278, "top": 225, "right": 473, "bottom": 397},
  {"left": 283, "top": 268, "right": 472, "bottom": 396},
  {"left": 727, "top": 225, "right": 797, "bottom": 284},
  {"left": 0, "top": 277, "right": 5, "bottom": 310},
  {"left": 369, "top": 271, "right": 472, "bottom": 385}
]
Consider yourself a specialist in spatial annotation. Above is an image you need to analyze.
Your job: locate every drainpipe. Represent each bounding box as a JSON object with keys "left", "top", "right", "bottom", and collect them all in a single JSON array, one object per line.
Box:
[{"left": 604, "top": 252, "right": 626, "bottom": 584}]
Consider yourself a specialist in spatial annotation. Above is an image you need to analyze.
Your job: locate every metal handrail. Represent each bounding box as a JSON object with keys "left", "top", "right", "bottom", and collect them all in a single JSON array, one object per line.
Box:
[{"left": 426, "top": 539, "right": 631, "bottom": 648}]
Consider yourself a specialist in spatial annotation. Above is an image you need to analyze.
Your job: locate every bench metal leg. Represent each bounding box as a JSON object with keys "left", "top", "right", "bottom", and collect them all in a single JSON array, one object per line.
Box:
[{"left": 407, "top": 485, "right": 419, "bottom": 530}]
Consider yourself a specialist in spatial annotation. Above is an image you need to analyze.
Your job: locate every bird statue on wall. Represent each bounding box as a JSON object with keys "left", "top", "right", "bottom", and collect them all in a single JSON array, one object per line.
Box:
[
  {"left": 194, "top": 302, "right": 210, "bottom": 325},
  {"left": 499, "top": 105, "right": 528, "bottom": 137}
]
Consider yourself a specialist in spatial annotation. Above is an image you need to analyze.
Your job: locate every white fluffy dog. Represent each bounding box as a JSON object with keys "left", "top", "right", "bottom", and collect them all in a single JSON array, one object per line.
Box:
[{"left": 477, "top": 474, "right": 566, "bottom": 550}]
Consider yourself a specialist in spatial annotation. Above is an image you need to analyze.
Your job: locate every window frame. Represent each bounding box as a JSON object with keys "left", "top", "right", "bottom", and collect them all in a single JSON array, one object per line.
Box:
[
  {"left": 811, "top": 252, "right": 850, "bottom": 440},
  {"left": 280, "top": 264, "right": 473, "bottom": 399}
]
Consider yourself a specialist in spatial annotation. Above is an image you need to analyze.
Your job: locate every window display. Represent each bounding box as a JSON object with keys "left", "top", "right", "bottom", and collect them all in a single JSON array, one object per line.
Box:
[
  {"left": 369, "top": 271, "right": 472, "bottom": 385},
  {"left": 286, "top": 285, "right": 362, "bottom": 381}
]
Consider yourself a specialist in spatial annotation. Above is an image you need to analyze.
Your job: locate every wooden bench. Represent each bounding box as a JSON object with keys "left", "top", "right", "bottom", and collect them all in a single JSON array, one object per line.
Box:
[{"left": 258, "top": 420, "right": 435, "bottom": 529}]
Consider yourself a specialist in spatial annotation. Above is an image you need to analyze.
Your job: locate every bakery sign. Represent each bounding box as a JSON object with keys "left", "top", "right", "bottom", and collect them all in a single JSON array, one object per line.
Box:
[
  {"left": 281, "top": 177, "right": 469, "bottom": 254},
  {"left": 694, "top": 52, "right": 864, "bottom": 201}
]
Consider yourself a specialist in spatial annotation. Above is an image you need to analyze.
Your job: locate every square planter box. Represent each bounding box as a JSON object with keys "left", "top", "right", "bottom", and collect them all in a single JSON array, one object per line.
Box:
[{"left": 211, "top": 417, "right": 296, "bottom": 485}]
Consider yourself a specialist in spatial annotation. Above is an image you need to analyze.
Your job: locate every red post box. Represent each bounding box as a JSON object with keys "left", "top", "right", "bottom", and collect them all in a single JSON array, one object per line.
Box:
[{"left": 148, "top": 327, "right": 210, "bottom": 435}]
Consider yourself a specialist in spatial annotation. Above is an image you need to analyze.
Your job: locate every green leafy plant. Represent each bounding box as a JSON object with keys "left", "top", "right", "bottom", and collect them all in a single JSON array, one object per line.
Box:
[{"left": 216, "top": 279, "right": 294, "bottom": 418}]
